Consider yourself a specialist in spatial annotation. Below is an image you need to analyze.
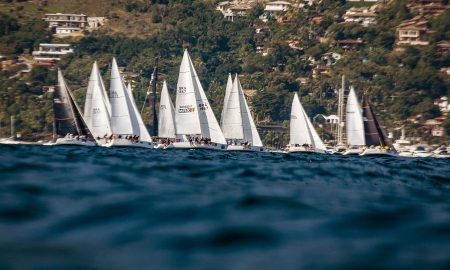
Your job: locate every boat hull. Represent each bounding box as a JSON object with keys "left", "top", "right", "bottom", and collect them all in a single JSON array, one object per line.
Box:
[
  {"left": 343, "top": 148, "right": 363, "bottom": 155},
  {"left": 226, "top": 145, "right": 265, "bottom": 152},
  {"left": 172, "top": 141, "right": 227, "bottom": 150},
  {"left": 52, "top": 138, "right": 96, "bottom": 147},
  {"left": 287, "top": 146, "right": 326, "bottom": 154},
  {"left": 102, "top": 138, "right": 154, "bottom": 149},
  {"left": 360, "top": 149, "right": 397, "bottom": 156}
]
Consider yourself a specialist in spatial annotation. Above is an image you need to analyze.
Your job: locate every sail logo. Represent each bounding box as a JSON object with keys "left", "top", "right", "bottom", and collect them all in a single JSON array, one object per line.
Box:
[
  {"left": 93, "top": 108, "right": 101, "bottom": 114},
  {"left": 291, "top": 115, "right": 297, "bottom": 119},
  {"left": 178, "top": 87, "right": 187, "bottom": 94},
  {"left": 111, "top": 91, "right": 119, "bottom": 98},
  {"left": 198, "top": 103, "right": 209, "bottom": 111},
  {"left": 160, "top": 105, "right": 167, "bottom": 110},
  {"left": 178, "top": 105, "right": 195, "bottom": 113}
]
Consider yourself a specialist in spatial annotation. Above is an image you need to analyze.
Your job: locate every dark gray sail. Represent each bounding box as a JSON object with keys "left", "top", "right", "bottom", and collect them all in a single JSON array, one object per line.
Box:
[
  {"left": 362, "top": 96, "right": 391, "bottom": 147},
  {"left": 53, "top": 70, "right": 92, "bottom": 137}
]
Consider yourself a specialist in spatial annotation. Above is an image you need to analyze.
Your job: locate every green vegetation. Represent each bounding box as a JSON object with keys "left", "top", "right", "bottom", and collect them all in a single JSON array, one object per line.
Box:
[{"left": 0, "top": 0, "right": 449, "bottom": 144}]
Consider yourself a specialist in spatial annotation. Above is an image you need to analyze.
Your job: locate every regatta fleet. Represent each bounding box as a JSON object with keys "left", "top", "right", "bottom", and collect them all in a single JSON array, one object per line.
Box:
[{"left": 1, "top": 49, "right": 448, "bottom": 157}]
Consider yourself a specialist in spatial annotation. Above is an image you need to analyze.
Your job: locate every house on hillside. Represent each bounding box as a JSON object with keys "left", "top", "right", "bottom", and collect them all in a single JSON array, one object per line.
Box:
[
  {"left": 395, "top": 16, "right": 431, "bottom": 46},
  {"left": 216, "top": 1, "right": 255, "bottom": 21},
  {"left": 343, "top": 7, "right": 377, "bottom": 26},
  {"left": 407, "top": 0, "right": 447, "bottom": 17},
  {"left": 434, "top": 96, "right": 450, "bottom": 114},
  {"left": 32, "top": 44, "right": 73, "bottom": 65},
  {"left": 436, "top": 41, "right": 450, "bottom": 53},
  {"left": 43, "top": 13, "right": 105, "bottom": 37}
]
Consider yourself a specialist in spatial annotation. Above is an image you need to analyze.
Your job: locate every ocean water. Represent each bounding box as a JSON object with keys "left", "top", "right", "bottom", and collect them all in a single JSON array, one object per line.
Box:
[{"left": 0, "top": 145, "right": 449, "bottom": 270}]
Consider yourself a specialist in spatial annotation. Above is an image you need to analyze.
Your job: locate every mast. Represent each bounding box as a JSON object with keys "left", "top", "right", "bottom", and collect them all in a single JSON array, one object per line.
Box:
[
  {"left": 10, "top": 116, "right": 15, "bottom": 139},
  {"left": 150, "top": 57, "right": 159, "bottom": 136},
  {"left": 337, "top": 75, "right": 345, "bottom": 145}
]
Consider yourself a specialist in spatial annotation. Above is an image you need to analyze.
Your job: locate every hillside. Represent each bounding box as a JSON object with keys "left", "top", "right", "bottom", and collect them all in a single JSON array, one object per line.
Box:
[{"left": 0, "top": 0, "right": 449, "bottom": 145}]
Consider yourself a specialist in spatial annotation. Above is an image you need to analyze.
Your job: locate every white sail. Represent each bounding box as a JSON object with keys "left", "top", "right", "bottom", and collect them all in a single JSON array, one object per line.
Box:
[
  {"left": 237, "top": 76, "right": 263, "bottom": 147},
  {"left": 346, "top": 86, "right": 365, "bottom": 146},
  {"left": 175, "top": 50, "right": 202, "bottom": 135},
  {"left": 83, "top": 63, "right": 111, "bottom": 138},
  {"left": 290, "top": 92, "right": 325, "bottom": 150},
  {"left": 126, "top": 83, "right": 152, "bottom": 142},
  {"left": 187, "top": 51, "right": 226, "bottom": 144},
  {"left": 305, "top": 108, "right": 326, "bottom": 150},
  {"left": 158, "top": 81, "right": 176, "bottom": 138},
  {"left": 221, "top": 75, "right": 243, "bottom": 140},
  {"left": 220, "top": 73, "right": 233, "bottom": 126},
  {"left": 109, "top": 58, "right": 139, "bottom": 135}
]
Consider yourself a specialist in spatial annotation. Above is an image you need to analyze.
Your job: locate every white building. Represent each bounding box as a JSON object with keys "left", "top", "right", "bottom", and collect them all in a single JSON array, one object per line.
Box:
[
  {"left": 343, "top": 7, "right": 377, "bottom": 26},
  {"left": 43, "top": 13, "right": 105, "bottom": 36},
  {"left": 32, "top": 44, "right": 73, "bottom": 63},
  {"left": 216, "top": 1, "right": 254, "bottom": 21},
  {"left": 264, "top": 1, "right": 292, "bottom": 13}
]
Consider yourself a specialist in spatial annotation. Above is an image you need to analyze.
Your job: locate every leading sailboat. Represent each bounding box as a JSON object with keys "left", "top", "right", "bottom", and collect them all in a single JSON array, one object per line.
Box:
[
  {"left": 52, "top": 69, "right": 96, "bottom": 146},
  {"left": 287, "top": 93, "right": 326, "bottom": 153},
  {"left": 173, "top": 49, "right": 227, "bottom": 150},
  {"left": 221, "top": 74, "right": 264, "bottom": 151}
]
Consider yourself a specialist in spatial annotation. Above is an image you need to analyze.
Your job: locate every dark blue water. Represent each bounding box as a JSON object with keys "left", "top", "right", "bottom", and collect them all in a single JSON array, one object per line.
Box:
[{"left": 0, "top": 145, "right": 449, "bottom": 270}]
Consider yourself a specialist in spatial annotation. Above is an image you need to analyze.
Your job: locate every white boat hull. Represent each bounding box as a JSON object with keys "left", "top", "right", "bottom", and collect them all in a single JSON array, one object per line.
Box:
[
  {"left": 226, "top": 144, "right": 265, "bottom": 152},
  {"left": 287, "top": 146, "right": 326, "bottom": 154},
  {"left": 412, "top": 152, "right": 433, "bottom": 158},
  {"left": 0, "top": 138, "right": 20, "bottom": 145},
  {"left": 102, "top": 138, "right": 154, "bottom": 149},
  {"left": 52, "top": 138, "right": 97, "bottom": 147},
  {"left": 172, "top": 141, "right": 227, "bottom": 150},
  {"left": 343, "top": 148, "right": 363, "bottom": 155},
  {"left": 360, "top": 149, "right": 397, "bottom": 156}
]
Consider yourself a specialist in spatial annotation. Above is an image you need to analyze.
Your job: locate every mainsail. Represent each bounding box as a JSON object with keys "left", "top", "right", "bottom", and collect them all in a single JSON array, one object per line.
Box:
[
  {"left": 54, "top": 69, "right": 91, "bottom": 137},
  {"left": 362, "top": 96, "right": 391, "bottom": 147},
  {"left": 109, "top": 58, "right": 139, "bottom": 135},
  {"left": 175, "top": 50, "right": 202, "bottom": 135},
  {"left": 83, "top": 62, "right": 111, "bottom": 138},
  {"left": 346, "top": 86, "right": 365, "bottom": 146},
  {"left": 222, "top": 75, "right": 263, "bottom": 146},
  {"left": 220, "top": 73, "right": 233, "bottom": 126},
  {"left": 158, "top": 81, "right": 176, "bottom": 138},
  {"left": 289, "top": 93, "right": 325, "bottom": 150},
  {"left": 126, "top": 83, "right": 152, "bottom": 142}
]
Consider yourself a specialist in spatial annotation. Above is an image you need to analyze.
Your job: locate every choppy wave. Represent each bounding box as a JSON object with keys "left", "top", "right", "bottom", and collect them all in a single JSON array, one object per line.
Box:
[{"left": 0, "top": 145, "right": 449, "bottom": 270}]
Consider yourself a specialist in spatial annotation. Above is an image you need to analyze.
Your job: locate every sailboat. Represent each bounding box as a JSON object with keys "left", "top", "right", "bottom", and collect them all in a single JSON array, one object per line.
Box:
[
  {"left": 51, "top": 69, "right": 96, "bottom": 146},
  {"left": 221, "top": 74, "right": 264, "bottom": 152},
  {"left": 359, "top": 96, "right": 397, "bottom": 156},
  {"left": 0, "top": 116, "right": 20, "bottom": 145},
  {"left": 287, "top": 93, "right": 326, "bottom": 153},
  {"left": 173, "top": 49, "right": 227, "bottom": 150},
  {"left": 156, "top": 80, "right": 176, "bottom": 149},
  {"left": 103, "top": 58, "right": 153, "bottom": 148},
  {"left": 83, "top": 61, "right": 112, "bottom": 145},
  {"left": 343, "top": 86, "right": 365, "bottom": 155}
]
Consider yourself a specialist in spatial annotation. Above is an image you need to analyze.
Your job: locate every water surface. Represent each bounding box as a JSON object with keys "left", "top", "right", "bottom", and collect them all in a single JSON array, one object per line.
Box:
[{"left": 0, "top": 145, "right": 449, "bottom": 270}]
